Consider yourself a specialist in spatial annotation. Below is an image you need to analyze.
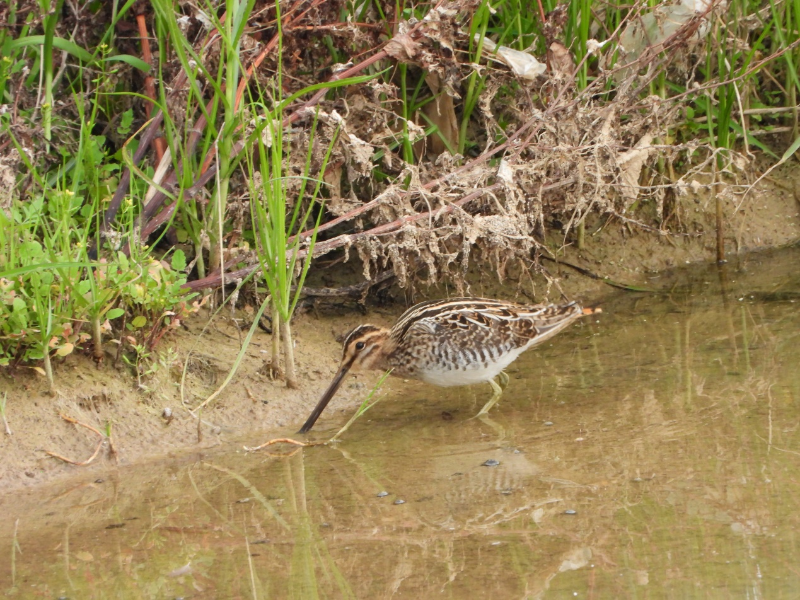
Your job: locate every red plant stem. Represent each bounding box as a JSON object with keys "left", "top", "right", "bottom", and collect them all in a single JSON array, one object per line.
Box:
[
  {"left": 535, "top": 0, "right": 546, "bottom": 24},
  {"left": 234, "top": 0, "right": 315, "bottom": 114},
  {"left": 136, "top": 12, "right": 165, "bottom": 161}
]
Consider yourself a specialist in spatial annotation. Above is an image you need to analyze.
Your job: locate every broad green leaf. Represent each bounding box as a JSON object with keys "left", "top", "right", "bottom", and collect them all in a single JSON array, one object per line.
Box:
[
  {"left": 77, "top": 279, "right": 92, "bottom": 295},
  {"left": 19, "top": 240, "right": 44, "bottom": 260},
  {"left": 106, "top": 308, "right": 125, "bottom": 320},
  {"left": 171, "top": 249, "right": 187, "bottom": 272}
]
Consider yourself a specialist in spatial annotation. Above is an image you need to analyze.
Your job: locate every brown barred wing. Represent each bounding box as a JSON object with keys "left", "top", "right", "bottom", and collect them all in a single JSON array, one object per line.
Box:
[{"left": 508, "top": 302, "right": 585, "bottom": 349}]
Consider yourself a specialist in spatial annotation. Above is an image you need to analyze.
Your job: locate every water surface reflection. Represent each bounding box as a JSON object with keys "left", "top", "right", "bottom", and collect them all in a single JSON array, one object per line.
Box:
[{"left": 2, "top": 247, "right": 799, "bottom": 598}]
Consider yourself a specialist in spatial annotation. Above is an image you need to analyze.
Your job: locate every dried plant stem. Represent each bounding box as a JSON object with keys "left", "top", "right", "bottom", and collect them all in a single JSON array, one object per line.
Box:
[
  {"left": 716, "top": 172, "right": 725, "bottom": 262},
  {"left": 245, "top": 437, "right": 316, "bottom": 452},
  {"left": 188, "top": 176, "right": 591, "bottom": 291},
  {"left": 45, "top": 442, "right": 103, "bottom": 466}
]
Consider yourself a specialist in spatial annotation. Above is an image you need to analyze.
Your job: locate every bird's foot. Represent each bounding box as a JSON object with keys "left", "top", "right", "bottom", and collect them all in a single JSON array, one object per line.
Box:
[{"left": 476, "top": 377, "right": 504, "bottom": 416}]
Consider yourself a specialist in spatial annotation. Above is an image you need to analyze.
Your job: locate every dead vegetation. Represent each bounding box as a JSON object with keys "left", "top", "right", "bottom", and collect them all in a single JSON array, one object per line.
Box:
[{"left": 162, "top": 0, "right": 797, "bottom": 297}]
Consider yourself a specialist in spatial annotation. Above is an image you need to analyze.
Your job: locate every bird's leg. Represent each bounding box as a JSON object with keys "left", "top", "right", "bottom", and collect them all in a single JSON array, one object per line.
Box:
[
  {"left": 497, "top": 371, "right": 510, "bottom": 390},
  {"left": 477, "top": 373, "right": 506, "bottom": 416},
  {"left": 477, "top": 413, "right": 507, "bottom": 443}
]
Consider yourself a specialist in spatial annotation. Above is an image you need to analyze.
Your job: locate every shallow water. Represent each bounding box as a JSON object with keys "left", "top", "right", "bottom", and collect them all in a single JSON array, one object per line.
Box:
[{"left": 2, "top": 246, "right": 800, "bottom": 599}]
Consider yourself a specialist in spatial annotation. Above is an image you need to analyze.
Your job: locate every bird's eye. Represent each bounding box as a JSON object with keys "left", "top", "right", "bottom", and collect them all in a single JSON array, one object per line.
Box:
[{"left": 355, "top": 341, "right": 366, "bottom": 350}]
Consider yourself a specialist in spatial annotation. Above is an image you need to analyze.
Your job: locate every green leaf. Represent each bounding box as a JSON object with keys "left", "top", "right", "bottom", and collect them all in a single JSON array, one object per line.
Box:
[
  {"left": 77, "top": 279, "right": 92, "bottom": 295},
  {"left": 106, "top": 308, "right": 125, "bottom": 320},
  {"left": 19, "top": 240, "right": 44, "bottom": 261},
  {"left": 276, "top": 69, "right": 391, "bottom": 114},
  {"left": 0, "top": 260, "right": 97, "bottom": 279},
  {"left": 171, "top": 249, "right": 187, "bottom": 272},
  {"left": 7, "top": 36, "right": 94, "bottom": 63},
  {"left": 103, "top": 54, "right": 151, "bottom": 73},
  {"left": 12, "top": 297, "right": 26, "bottom": 313},
  {"left": 118, "top": 109, "right": 134, "bottom": 136},
  {"left": 779, "top": 134, "right": 800, "bottom": 162},
  {"left": 131, "top": 315, "right": 147, "bottom": 328}
]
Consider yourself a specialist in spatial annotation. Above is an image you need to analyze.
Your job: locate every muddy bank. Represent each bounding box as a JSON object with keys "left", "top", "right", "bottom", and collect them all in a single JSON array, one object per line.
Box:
[{"left": 1, "top": 172, "right": 798, "bottom": 494}]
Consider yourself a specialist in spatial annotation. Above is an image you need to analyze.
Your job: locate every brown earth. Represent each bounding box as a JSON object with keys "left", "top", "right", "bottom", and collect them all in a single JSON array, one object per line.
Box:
[{"left": 1, "top": 168, "right": 798, "bottom": 494}]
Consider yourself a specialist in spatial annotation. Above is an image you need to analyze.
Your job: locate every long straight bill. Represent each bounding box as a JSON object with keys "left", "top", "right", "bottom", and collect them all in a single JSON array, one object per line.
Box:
[{"left": 298, "top": 364, "right": 351, "bottom": 434}]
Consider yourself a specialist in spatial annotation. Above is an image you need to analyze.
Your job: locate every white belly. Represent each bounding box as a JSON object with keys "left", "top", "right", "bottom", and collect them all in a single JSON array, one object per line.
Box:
[{"left": 416, "top": 347, "right": 526, "bottom": 387}]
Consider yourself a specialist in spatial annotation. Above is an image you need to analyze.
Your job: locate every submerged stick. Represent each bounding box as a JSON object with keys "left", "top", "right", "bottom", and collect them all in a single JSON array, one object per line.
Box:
[
  {"left": 539, "top": 255, "right": 661, "bottom": 292},
  {"left": 244, "top": 438, "right": 312, "bottom": 452}
]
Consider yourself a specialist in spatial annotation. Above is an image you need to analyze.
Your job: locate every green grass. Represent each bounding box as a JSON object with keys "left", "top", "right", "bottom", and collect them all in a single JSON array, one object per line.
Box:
[
  {"left": 247, "top": 101, "right": 339, "bottom": 386},
  {"left": 0, "top": 5, "right": 196, "bottom": 388},
  {"left": 1, "top": 0, "right": 799, "bottom": 386}
]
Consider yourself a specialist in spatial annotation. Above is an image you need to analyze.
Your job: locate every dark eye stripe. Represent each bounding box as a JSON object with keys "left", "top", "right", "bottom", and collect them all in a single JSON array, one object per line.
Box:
[{"left": 344, "top": 325, "right": 380, "bottom": 347}]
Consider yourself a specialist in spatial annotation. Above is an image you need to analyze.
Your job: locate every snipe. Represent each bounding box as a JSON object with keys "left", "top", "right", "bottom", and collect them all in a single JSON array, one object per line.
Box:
[{"left": 299, "top": 298, "right": 600, "bottom": 433}]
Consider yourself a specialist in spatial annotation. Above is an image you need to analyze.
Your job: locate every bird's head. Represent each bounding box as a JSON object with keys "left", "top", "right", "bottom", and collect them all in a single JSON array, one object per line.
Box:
[
  {"left": 298, "top": 324, "right": 390, "bottom": 434},
  {"left": 338, "top": 324, "right": 390, "bottom": 372}
]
